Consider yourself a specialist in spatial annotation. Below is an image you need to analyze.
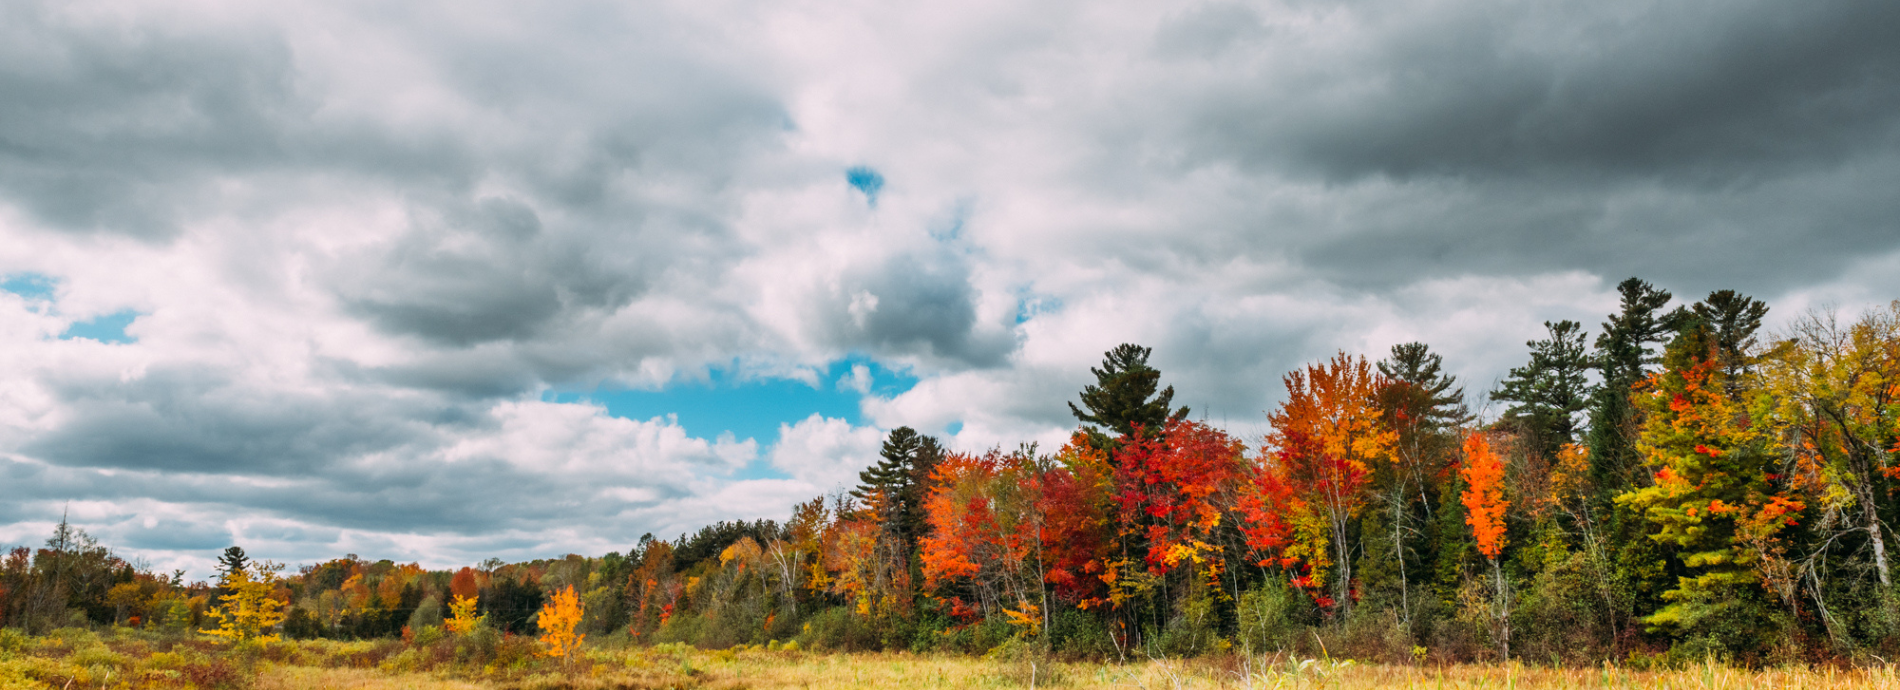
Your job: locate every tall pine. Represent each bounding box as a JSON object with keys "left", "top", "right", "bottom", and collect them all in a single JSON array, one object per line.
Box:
[
  {"left": 1069, "top": 344, "right": 1189, "bottom": 451},
  {"left": 1493, "top": 321, "right": 1594, "bottom": 463}
]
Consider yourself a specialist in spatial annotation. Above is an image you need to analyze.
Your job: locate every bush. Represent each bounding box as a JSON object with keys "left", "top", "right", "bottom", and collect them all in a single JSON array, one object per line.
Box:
[
  {"left": 1150, "top": 594, "right": 1221, "bottom": 658},
  {"left": 1336, "top": 606, "right": 1412, "bottom": 663},
  {"left": 1046, "top": 608, "right": 1114, "bottom": 659},
  {"left": 1236, "top": 580, "right": 1305, "bottom": 654},
  {"left": 794, "top": 607, "right": 879, "bottom": 652},
  {"left": 0, "top": 629, "right": 25, "bottom": 654},
  {"left": 408, "top": 596, "right": 444, "bottom": 632}
]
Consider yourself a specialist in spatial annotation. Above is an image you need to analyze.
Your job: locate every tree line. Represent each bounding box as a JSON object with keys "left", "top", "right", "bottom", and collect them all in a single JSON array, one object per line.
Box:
[{"left": 5, "top": 279, "right": 1898, "bottom": 665}]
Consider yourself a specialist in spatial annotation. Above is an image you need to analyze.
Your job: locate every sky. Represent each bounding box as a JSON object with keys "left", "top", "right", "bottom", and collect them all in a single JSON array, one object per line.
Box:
[{"left": 1, "top": 0, "right": 1896, "bottom": 579}]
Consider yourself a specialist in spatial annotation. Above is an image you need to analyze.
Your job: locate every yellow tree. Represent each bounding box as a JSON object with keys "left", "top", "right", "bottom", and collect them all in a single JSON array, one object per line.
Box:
[
  {"left": 536, "top": 585, "right": 585, "bottom": 665},
  {"left": 1760, "top": 303, "right": 1900, "bottom": 589},
  {"left": 445, "top": 594, "right": 484, "bottom": 634},
  {"left": 202, "top": 561, "right": 287, "bottom": 644}
]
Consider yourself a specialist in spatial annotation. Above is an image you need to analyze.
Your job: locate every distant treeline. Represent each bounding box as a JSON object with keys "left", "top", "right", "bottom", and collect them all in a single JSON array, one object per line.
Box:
[{"left": 7, "top": 278, "right": 1900, "bottom": 666}]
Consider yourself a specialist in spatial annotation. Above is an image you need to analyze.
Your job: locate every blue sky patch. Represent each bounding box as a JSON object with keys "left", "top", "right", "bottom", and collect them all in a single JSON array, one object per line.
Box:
[
  {"left": 846, "top": 166, "right": 885, "bottom": 207},
  {"left": 61, "top": 310, "right": 140, "bottom": 344},
  {"left": 546, "top": 355, "right": 919, "bottom": 450},
  {"left": 0, "top": 273, "right": 56, "bottom": 302},
  {"left": 1015, "top": 293, "right": 1061, "bottom": 324}
]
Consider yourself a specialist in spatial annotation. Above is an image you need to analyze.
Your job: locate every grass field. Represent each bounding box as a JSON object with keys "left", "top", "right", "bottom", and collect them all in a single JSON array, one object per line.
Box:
[{"left": 7, "top": 628, "right": 1900, "bottom": 689}]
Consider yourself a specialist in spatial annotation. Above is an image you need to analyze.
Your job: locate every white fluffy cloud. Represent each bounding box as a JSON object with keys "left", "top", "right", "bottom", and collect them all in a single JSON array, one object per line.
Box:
[{"left": 1, "top": 0, "right": 1895, "bottom": 577}]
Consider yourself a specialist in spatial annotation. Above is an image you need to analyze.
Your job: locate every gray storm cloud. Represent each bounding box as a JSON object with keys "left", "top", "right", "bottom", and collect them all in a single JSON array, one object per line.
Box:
[{"left": 0, "top": 0, "right": 1893, "bottom": 575}]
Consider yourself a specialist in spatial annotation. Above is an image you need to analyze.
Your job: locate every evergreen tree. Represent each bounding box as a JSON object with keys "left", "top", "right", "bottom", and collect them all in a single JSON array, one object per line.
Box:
[
  {"left": 1068, "top": 343, "right": 1189, "bottom": 450},
  {"left": 217, "top": 546, "right": 250, "bottom": 577},
  {"left": 1691, "top": 290, "right": 1770, "bottom": 388},
  {"left": 1368, "top": 342, "right": 1471, "bottom": 629},
  {"left": 1493, "top": 320, "right": 1594, "bottom": 461},
  {"left": 1379, "top": 341, "right": 1474, "bottom": 429},
  {"left": 1587, "top": 278, "right": 1684, "bottom": 497},
  {"left": 850, "top": 426, "right": 945, "bottom": 552}
]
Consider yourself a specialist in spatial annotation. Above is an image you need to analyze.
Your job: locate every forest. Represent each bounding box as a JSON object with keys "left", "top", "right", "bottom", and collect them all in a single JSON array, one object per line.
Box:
[{"left": 5, "top": 278, "right": 1900, "bottom": 680}]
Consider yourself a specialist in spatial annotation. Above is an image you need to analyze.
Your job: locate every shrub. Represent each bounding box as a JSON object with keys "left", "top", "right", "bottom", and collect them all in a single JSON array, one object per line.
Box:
[
  {"left": 1046, "top": 608, "right": 1114, "bottom": 660},
  {"left": 1236, "top": 580, "right": 1306, "bottom": 654}
]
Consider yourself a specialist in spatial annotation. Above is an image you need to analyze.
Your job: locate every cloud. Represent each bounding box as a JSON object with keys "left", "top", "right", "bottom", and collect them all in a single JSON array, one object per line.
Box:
[
  {"left": 768, "top": 414, "right": 884, "bottom": 491},
  {"left": 0, "top": 0, "right": 1892, "bottom": 576}
]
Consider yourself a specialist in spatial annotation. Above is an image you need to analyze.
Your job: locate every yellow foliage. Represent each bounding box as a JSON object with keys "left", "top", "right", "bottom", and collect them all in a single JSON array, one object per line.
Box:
[
  {"left": 202, "top": 561, "right": 287, "bottom": 644},
  {"left": 536, "top": 585, "right": 586, "bottom": 663},
  {"left": 1003, "top": 601, "right": 1042, "bottom": 636},
  {"left": 445, "top": 595, "right": 483, "bottom": 635}
]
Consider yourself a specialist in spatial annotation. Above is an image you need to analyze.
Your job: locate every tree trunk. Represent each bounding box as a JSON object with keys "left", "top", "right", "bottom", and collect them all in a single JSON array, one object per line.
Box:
[
  {"left": 1492, "top": 557, "right": 1510, "bottom": 661},
  {"left": 1393, "top": 489, "right": 1411, "bottom": 634},
  {"left": 1870, "top": 510, "right": 1891, "bottom": 588}
]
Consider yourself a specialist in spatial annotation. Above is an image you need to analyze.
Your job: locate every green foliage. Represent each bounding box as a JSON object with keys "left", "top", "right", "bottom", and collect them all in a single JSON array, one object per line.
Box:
[
  {"left": 1587, "top": 277, "right": 1682, "bottom": 498},
  {"left": 1235, "top": 580, "right": 1305, "bottom": 654},
  {"left": 1069, "top": 343, "right": 1189, "bottom": 448},
  {"left": 1494, "top": 320, "right": 1595, "bottom": 460},
  {"left": 1045, "top": 608, "right": 1115, "bottom": 659}
]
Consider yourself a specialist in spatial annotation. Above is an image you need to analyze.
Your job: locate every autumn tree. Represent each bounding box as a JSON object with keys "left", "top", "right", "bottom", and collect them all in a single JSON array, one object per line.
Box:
[
  {"left": 1462, "top": 432, "right": 1510, "bottom": 658},
  {"left": 822, "top": 505, "right": 888, "bottom": 616},
  {"left": 1102, "top": 419, "right": 1248, "bottom": 636},
  {"left": 450, "top": 567, "right": 480, "bottom": 601},
  {"left": 919, "top": 451, "right": 1040, "bottom": 620},
  {"left": 1039, "top": 438, "right": 1114, "bottom": 606},
  {"left": 203, "top": 561, "right": 287, "bottom": 644},
  {"left": 1070, "top": 344, "right": 1189, "bottom": 451},
  {"left": 1760, "top": 303, "right": 1900, "bottom": 593},
  {"left": 537, "top": 585, "right": 586, "bottom": 665},
  {"left": 1265, "top": 352, "right": 1396, "bottom": 616},
  {"left": 446, "top": 594, "right": 484, "bottom": 634},
  {"left": 1617, "top": 318, "right": 1794, "bottom": 644}
]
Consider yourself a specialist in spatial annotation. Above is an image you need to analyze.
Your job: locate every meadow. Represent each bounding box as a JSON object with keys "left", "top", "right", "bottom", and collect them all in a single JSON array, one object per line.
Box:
[{"left": 5, "top": 626, "right": 1900, "bottom": 690}]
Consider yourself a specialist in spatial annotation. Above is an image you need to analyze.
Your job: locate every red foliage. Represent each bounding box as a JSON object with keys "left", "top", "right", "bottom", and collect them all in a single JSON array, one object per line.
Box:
[{"left": 1111, "top": 420, "right": 1246, "bottom": 575}]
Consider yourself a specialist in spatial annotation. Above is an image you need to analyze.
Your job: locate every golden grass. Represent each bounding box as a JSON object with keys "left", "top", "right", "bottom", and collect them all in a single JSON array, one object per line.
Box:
[
  {"left": 559, "top": 647, "right": 1900, "bottom": 690},
  {"left": 257, "top": 666, "right": 493, "bottom": 690},
  {"left": 11, "top": 629, "right": 1900, "bottom": 689}
]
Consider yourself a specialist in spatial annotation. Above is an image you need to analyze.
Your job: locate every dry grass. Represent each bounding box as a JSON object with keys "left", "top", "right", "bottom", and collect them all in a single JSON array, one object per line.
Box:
[
  {"left": 257, "top": 666, "right": 494, "bottom": 690},
  {"left": 558, "top": 647, "right": 1900, "bottom": 690},
  {"left": 10, "top": 628, "right": 1900, "bottom": 689}
]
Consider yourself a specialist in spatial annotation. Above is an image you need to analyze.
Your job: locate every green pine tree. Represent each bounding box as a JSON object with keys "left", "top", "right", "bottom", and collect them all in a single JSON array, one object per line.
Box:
[
  {"left": 1493, "top": 320, "right": 1594, "bottom": 462},
  {"left": 1068, "top": 343, "right": 1189, "bottom": 451},
  {"left": 1587, "top": 278, "right": 1684, "bottom": 499}
]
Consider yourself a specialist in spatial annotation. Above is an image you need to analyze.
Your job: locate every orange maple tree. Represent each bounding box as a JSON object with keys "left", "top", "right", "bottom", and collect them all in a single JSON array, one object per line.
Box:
[
  {"left": 1461, "top": 430, "right": 1511, "bottom": 658},
  {"left": 1461, "top": 431, "right": 1508, "bottom": 559},
  {"left": 1263, "top": 352, "right": 1394, "bottom": 613},
  {"left": 450, "top": 567, "right": 480, "bottom": 600}
]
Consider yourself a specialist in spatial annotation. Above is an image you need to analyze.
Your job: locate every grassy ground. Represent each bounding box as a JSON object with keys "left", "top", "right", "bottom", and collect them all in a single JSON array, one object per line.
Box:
[{"left": 7, "top": 627, "right": 1900, "bottom": 689}]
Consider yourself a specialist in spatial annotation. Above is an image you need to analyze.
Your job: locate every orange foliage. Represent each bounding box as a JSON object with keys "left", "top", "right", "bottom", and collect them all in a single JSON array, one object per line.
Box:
[
  {"left": 450, "top": 567, "right": 480, "bottom": 600},
  {"left": 1461, "top": 432, "right": 1508, "bottom": 559},
  {"left": 536, "top": 585, "right": 586, "bottom": 663},
  {"left": 1268, "top": 352, "right": 1397, "bottom": 475},
  {"left": 822, "top": 512, "right": 883, "bottom": 615}
]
